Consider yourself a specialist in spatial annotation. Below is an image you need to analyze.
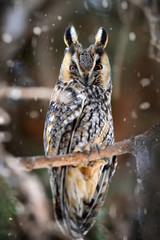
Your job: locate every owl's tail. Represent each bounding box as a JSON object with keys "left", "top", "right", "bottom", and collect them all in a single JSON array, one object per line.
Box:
[
  {"left": 50, "top": 156, "right": 117, "bottom": 239},
  {"left": 74, "top": 156, "right": 117, "bottom": 236}
]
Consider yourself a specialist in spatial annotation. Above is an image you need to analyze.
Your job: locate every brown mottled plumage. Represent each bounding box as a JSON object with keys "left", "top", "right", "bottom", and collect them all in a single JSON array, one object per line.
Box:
[{"left": 43, "top": 26, "right": 117, "bottom": 239}]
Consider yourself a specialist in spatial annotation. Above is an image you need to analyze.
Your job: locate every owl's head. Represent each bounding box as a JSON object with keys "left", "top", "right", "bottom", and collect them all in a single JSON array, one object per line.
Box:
[{"left": 59, "top": 26, "right": 111, "bottom": 89}]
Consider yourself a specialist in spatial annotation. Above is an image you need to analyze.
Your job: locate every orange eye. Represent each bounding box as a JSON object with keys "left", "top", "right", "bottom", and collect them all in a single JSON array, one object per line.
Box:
[
  {"left": 69, "top": 65, "right": 77, "bottom": 70},
  {"left": 94, "top": 64, "right": 103, "bottom": 71}
]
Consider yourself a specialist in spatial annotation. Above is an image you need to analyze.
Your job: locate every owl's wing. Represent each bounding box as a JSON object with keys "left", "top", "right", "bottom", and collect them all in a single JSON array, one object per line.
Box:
[
  {"left": 43, "top": 86, "right": 86, "bottom": 156},
  {"left": 44, "top": 86, "right": 87, "bottom": 237},
  {"left": 62, "top": 157, "right": 117, "bottom": 239}
]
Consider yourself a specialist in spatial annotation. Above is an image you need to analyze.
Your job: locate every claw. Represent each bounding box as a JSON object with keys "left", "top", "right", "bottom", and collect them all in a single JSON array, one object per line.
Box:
[
  {"left": 87, "top": 161, "right": 95, "bottom": 167},
  {"left": 89, "top": 144, "right": 92, "bottom": 155},
  {"left": 95, "top": 143, "right": 100, "bottom": 154},
  {"left": 80, "top": 147, "right": 90, "bottom": 156},
  {"left": 102, "top": 157, "right": 108, "bottom": 163}
]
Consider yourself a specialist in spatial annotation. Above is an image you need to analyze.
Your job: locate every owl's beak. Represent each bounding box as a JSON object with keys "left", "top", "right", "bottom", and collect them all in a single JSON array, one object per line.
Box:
[{"left": 84, "top": 70, "right": 89, "bottom": 87}]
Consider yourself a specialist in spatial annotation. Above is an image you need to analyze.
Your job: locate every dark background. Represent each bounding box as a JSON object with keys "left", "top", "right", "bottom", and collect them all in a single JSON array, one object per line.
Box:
[{"left": 0, "top": 0, "right": 160, "bottom": 239}]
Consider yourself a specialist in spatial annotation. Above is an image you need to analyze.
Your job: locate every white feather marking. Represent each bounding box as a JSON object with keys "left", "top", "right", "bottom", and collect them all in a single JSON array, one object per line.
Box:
[
  {"left": 70, "top": 105, "right": 77, "bottom": 111},
  {"left": 49, "top": 114, "right": 55, "bottom": 122},
  {"left": 88, "top": 54, "right": 99, "bottom": 79},
  {"left": 95, "top": 27, "right": 103, "bottom": 44},
  {"left": 70, "top": 26, "right": 78, "bottom": 44},
  {"left": 46, "top": 145, "right": 49, "bottom": 153},
  {"left": 77, "top": 93, "right": 85, "bottom": 100},
  {"left": 58, "top": 90, "right": 73, "bottom": 103},
  {"left": 47, "top": 125, "right": 52, "bottom": 133},
  {"left": 73, "top": 110, "right": 81, "bottom": 118},
  {"left": 72, "top": 53, "right": 83, "bottom": 77},
  {"left": 63, "top": 120, "right": 68, "bottom": 125}
]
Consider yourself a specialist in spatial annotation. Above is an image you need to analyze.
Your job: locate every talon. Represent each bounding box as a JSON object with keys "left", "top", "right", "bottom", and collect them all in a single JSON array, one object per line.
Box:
[
  {"left": 102, "top": 157, "right": 108, "bottom": 163},
  {"left": 89, "top": 145, "right": 92, "bottom": 156},
  {"left": 80, "top": 147, "right": 90, "bottom": 156},
  {"left": 95, "top": 143, "right": 100, "bottom": 154},
  {"left": 87, "top": 161, "right": 95, "bottom": 167}
]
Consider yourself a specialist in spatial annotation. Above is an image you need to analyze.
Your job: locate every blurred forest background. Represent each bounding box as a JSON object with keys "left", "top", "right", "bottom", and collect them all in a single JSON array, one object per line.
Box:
[{"left": 0, "top": 0, "right": 160, "bottom": 240}]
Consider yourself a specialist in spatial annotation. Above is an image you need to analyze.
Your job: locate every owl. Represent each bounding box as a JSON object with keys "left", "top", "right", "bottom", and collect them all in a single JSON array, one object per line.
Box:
[{"left": 43, "top": 26, "right": 117, "bottom": 239}]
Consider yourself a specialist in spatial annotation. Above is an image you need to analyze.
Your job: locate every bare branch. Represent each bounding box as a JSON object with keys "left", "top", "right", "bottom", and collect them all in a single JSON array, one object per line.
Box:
[
  {"left": 128, "top": 0, "right": 160, "bottom": 62},
  {"left": 0, "top": 107, "right": 11, "bottom": 125},
  {"left": 13, "top": 121, "right": 160, "bottom": 171},
  {"left": 0, "top": 84, "right": 52, "bottom": 100},
  {"left": 15, "top": 140, "right": 131, "bottom": 171}
]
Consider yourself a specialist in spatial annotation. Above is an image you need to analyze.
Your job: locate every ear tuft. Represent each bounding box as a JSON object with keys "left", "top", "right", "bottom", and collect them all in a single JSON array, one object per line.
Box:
[
  {"left": 64, "top": 26, "right": 78, "bottom": 47},
  {"left": 95, "top": 27, "right": 108, "bottom": 49}
]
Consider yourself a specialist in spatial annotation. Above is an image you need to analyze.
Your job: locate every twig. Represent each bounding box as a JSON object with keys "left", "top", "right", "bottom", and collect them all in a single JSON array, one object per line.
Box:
[
  {"left": 0, "top": 85, "right": 52, "bottom": 100},
  {"left": 17, "top": 140, "right": 130, "bottom": 171},
  {"left": 128, "top": 0, "right": 160, "bottom": 62},
  {"left": 0, "top": 107, "right": 11, "bottom": 125},
  {"left": 14, "top": 121, "right": 160, "bottom": 171}
]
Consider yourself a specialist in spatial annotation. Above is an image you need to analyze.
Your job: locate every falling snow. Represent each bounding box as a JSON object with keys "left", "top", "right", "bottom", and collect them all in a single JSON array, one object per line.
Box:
[
  {"left": 121, "top": 1, "right": 128, "bottom": 10},
  {"left": 102, "top": 0, "right": 109, "bottom": 8},
  {"left": 140, "top": 78, "right": 151, "bottom": 87},
  {"left": 2, "top": 32, "right": 12, "bottom": 43},
  {"left": 57, "top": 15, "right": 62, "bottom": 21},
  {"left": 144, "top": 208, "right": 147, "bottom": 215},
  {"left": 131, "top": 110, "right": 137, "bottom": 119},
  {"left": 129, "top": 32, "right": 136, "bottom": 41},
  {"left": 137, "top": 178, "right": 142, "bottom": 183},
  {"left": 6, "top": 59, "right": 14, "bottom": 67},
  {"left": 139, "top": 102, "right": 150, "bottom": 110},
  {"left": 29, "top": 110, "right": 39, "bottom": 119},
  {"left": 33, "top": 26, "right": 42, "bottom": 35}
]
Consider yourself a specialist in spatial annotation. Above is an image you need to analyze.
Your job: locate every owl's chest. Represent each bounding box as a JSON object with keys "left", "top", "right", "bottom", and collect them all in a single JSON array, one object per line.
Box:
[
  {"left": 56, "top": 86, "right": 111, "bottom": 154},
  {"left": 68, "top": 88, "right": 109, "bottom": 148}
]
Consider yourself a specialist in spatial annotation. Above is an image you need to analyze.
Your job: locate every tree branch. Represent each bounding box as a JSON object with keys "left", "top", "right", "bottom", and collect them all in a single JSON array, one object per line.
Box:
[
  {"left": 0, "top": 85, "right": 52, "bottom": 100},
  {"left": 1, "top": 122, "right": 160, "bottom": 239},
  {"left": 14, "top": 121, "right": 160, "bottom": 171}
]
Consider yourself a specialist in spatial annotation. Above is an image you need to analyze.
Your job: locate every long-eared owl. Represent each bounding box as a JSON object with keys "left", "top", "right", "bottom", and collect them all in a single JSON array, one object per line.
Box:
[{"left": 43, "top": 26, "right": 117, "bottom": 239}]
